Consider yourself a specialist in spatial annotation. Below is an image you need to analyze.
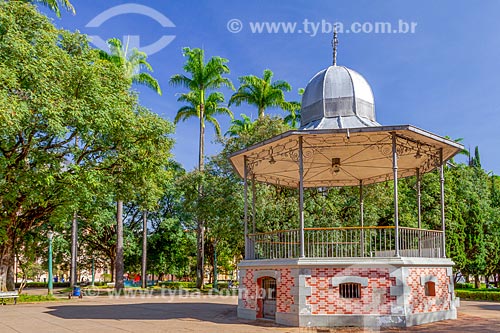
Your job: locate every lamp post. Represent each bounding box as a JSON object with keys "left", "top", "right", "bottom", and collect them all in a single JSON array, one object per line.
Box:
[{"left": 47, "top": 229, "right": 54, "bottom": 295}]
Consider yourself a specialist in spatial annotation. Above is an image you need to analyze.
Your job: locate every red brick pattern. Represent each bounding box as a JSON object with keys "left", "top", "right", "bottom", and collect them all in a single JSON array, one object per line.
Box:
[
  {"left": 277, "top": 268, "right": 294, "bottom": 313},
  {"left": 407, "top": 267, "right": 451, "bottom": 314},
  {"left": 306, "top": 268, "right": 396, "bottom": 315},
  {"left": 240, "top": 266, "right": 452, "bottom": 317},
  {"left": 241, "top": 269, "right": 256, "bottom": 309},
  {"left": 240, "top": 268, "right": 295, "bottom": 313}
]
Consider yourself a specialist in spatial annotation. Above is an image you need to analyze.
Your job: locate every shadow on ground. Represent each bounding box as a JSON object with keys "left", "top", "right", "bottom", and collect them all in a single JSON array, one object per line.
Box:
[
  {"left": 475, "top": 303, "right": 500, "bottom": 311},
  {"left": 45, "top": 301, "right": 500, "bottom": 332},
  {"left": 45, "top": 302, "right": 282, "bottom": 328}
]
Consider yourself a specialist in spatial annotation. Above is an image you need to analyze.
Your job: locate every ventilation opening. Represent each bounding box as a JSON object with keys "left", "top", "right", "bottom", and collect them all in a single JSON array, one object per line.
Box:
[
  {"left": 339, "top": 283, "right": 361, "bottom": 298},
  {"left": 425, "top": 281, "right": 436, "bottom": 296}
]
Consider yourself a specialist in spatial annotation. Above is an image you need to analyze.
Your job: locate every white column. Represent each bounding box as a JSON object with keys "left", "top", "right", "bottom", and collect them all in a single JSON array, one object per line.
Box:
[
  {"left": 252, "top": 175, "right": 256, "bottom": 234},
  {"left": 439, "top": 149, "right": 446, "bottom": 258},
  {"left": 392, "top": 134, "right": 400, "bottom": 257},
  {"left": 417, "top": 168, "right": 422, "bottom": 257},
  {"left": 244, "top": 156, "right": 249, "bottom": 259},
  {"left": 299, "top": 137, "right": 305, "bottom": 258},
  {"left": 360, "top": 180, "right": 364, "bottom": 257}
]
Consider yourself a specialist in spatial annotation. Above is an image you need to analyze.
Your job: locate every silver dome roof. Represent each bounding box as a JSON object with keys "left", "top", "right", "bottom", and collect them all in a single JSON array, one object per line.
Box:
[{"left": 300, "top": 65, "right": 380, "bottom": 130}]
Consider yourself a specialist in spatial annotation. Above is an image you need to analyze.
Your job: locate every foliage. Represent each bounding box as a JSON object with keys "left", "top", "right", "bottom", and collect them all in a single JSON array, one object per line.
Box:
[
  {"left": 19, "top": 0, "right": 75, "bottom": 17},
  {"left": 15, "top": 282, "right": 70, "bottom": 288},
  {"left": 1, "top": 3, "right": 499, "bottom": 288},
  {"left": 175, "top": 90, "right": 232, "bottom": 138},
  {"left": 283, "top": 88, "right": 304, "bottom": 128},
  {"left": 225, "top": 114, "right": 255, "bottom": 137},
  {"left": 170, "top": 47, "right": 234, "bottom": 170},
  {"left": 229, "top": 69, "right": 295, "bottom": 118},
  {"left": 159, "top": 281, "right": 197, "bottom": 289},
  {"left": 147, "top": 218, "right": 196, "bottom": 278},
  {"left": 0, "top": 2, "right": 173, "bottom": 291},
  {"left": 99, "top": 38, "right": 161, "bottom": 95},
  {"left": 18, "top": 294, "right": 57, "bottom": 302},
  {"left": 455, "top": 289, "right": 500, "bottom": 302},
  {"left": 169, "top": 47, "right": 234, "bottom": 289}
]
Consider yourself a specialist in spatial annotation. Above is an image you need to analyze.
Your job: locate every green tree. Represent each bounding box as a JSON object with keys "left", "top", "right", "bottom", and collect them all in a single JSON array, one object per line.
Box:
[
  {"left": 169, "top": 47, "right": 234, "bottom": 288},
  {"left": 450, "top": 165, "right": 489, "bottom": 287},
  {"left": 99, "top": 37, "right": 164, "bottom": 291},
  {"left": 283, "top": 88, "right": 304, "bottom": 128},
  {"left": 147, "top": 218, "right": 196, "bottom": 280},
  {"left": 0, "top": 2, "right": 173, "bottom": 291},
  {"left": 225, "top": 114, "right": 255, "bottom": 137},
  {"left": 19, "top": 0, "right": 75, "bottom": 17},
  {"left": 175, "top": 91, "right": 232, "bottom": 138},
  {"left": 469, "top": 146, "right": 481, "bottom": 168},
  {"left": 100, "top": 38, "right": 161, "bottom": 95},
  {"left": 229, "top": 69, "right": 295, "bottom": 119},
  {"left": 146, "top": 162, "right": 196, "bottom": 280},
  {"left": 170, "top": 47, "right": 234, "bottom": 171}
]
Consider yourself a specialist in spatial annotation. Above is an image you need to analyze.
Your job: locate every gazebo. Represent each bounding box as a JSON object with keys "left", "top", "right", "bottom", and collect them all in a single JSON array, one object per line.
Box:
[{"left": 230, "top": 51, "right": 463, "bottom": 328}]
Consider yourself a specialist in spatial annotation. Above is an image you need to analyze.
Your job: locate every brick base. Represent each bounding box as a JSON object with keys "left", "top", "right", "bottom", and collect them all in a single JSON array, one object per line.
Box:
[{"left": 238, "top": 257, "right": 458, "bottom": 328}]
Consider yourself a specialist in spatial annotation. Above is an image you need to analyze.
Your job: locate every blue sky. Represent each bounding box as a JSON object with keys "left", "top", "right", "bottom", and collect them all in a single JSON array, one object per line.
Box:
[{"left": 45, "top": 0, "right": 499, "bottom": 174}]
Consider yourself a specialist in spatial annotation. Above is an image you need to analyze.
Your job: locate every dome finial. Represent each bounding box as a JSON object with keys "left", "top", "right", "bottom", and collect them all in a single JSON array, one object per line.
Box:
[{"left": 332, "top": 25, "right": 339, "bottom": 66}]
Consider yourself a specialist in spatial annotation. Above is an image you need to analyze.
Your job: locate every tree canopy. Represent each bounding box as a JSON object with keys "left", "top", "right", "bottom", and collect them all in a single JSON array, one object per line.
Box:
[{"left": 0, "top": 2, "right": 174, "bottom": 291}]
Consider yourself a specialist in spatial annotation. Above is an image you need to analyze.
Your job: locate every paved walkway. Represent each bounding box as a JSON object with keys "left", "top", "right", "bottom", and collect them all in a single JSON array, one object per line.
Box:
[{"left": 1, "top": 294, "right": 499, "bottom": 332}]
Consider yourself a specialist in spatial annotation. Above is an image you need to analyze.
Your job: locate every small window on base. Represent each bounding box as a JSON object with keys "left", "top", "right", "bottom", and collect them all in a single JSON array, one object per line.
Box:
[
  {"left": 339, "top": 283, "right": 361, "bottom": 298},
  {"left": 425, "top": 281, "right": 436, "bottom": 296}
]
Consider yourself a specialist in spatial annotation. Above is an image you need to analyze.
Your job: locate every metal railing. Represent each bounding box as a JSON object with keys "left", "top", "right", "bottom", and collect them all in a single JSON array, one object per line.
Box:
[{"left": 247, "top": 226, "right": 442, "bottom": 260}]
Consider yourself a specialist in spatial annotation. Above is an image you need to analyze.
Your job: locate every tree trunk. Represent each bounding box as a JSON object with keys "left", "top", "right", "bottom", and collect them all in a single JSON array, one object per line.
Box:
[
  {"left": 474, "top": 275, "right": 481, "bottom": 289},
  {"left": 196, "top": 219, "right": 205, "bottom": 289},
  {"left": 70, "top": 211, "right": 78, "bottom": 288},
  {"left": 213, "top": 239, "right": 218, "bottom": 290},
  {"left": 196, "top": 103, "right": 205, "bottom": 289},
  {"left": 199, "top": 104, "right": 205, "bottom": 172},
  {"left": 115, "top": 200, "right": 124, "bottom": 291},
  {"left": 0, "top": 242, "right": 15, "bottom": 291},
  {"left": 141, "top": 211, "right": 147, "bottom": 289},
  {"left": 110, "top": 257, "right": 115, "bottom": 282}
]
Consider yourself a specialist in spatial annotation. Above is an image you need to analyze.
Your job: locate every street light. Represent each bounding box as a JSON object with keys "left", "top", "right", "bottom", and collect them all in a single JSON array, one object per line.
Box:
[{"left": 47, "top": 229, "right": 54, "bottom": 295}]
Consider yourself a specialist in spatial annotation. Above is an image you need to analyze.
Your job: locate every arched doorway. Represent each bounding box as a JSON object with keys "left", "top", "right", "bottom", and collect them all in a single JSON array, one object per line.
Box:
[{"left": 257, "top": 277, "right": 276, "bottom": 320}]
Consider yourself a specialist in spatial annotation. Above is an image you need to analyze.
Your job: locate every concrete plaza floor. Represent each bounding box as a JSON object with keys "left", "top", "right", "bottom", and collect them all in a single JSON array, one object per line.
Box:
[{"left": 1, "top": 292, "right": 499, "bottom": 332}]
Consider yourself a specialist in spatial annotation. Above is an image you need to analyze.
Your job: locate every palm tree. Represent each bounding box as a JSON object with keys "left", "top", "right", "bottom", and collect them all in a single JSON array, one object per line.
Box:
[
  {"left": 170, "top": 47, "right": 233, "bottom": 171},
  {"left": 283, "top": 101, "right": 301, "bottom": 129},
  {"left": 175, "top": 91, "right": 233, "bottom": 138},
  {"left": 283, "top": 88, "right": 304, "bottom": 129},
  {"left": 100, "top": 37, "right": 162, "bottom": 291},
  {"left": 100, "top": 38, "right": 161, "bottom": 95},
  {"left": 170, "top": 47, "right": 233, "bottom": 289},
  {"left": 229, "top": 69, "right": 294, "bottom": 119},
  {"left": 445, "top": 137, "right": 469, "bottom": 166},
  {"left": 225, "top": 114, "right": 255, "bottom": 137},
  {"left": 23, "top": 0, "right": 75, "bottom": 17}
]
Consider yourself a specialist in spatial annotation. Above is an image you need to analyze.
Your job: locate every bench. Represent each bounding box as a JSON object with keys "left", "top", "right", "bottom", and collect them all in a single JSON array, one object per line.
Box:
[{"left": 0, "top": 291, "right": 19, "bottom": 305}]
